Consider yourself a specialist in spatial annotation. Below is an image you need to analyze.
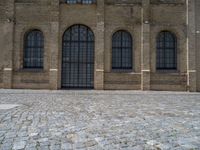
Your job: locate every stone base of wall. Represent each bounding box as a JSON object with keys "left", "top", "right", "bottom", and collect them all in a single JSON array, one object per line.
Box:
[
  {"left": 0, "top": 70, "right": 3, "bottom": 88},
  {"left": 0, "top": 82, "right": 3, "bottom": 88},
  {"left": 1, "top": 71, "right": 188, "bottom": 91},
  {"left": 12, "top": 83, "right": 50, "bottom": 89},
  {"left": 104, "top": 72, "right": 141, "bottom": 90},
  {"left": 150, "top": 73, "right": 187, "bottom": 91},
  {"left": 12, "top": 70, "right": 50, "bottom": 89}
]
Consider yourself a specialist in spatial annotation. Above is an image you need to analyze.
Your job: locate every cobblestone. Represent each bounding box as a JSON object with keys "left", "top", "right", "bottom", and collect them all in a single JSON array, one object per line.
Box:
[{"left": 0, "top": 90, "right": 200, "bottom": 150}]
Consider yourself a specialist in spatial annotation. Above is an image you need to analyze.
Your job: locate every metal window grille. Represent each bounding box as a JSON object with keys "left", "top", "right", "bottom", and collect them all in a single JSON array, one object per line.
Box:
[
  {"left": 112, "top": 30, "right": 133, "bottom": 70},
  {"left": 156, "top": 31, "right": 177, "bottom": 70},
  {"left": 62, "top": 25, "right": 94, "bottom": 89},
  {"left": 23, "top": 30, "right": 44, "bottom": 69},
  {"left": 65, "top": 0, "right": 96, "bottom": 4}
]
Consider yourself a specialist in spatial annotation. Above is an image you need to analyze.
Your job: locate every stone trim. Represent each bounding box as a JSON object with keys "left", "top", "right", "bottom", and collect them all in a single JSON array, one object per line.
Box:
[
  {"left": 4, "top": 68, "right": 13, "bottom": 71},
  {"left": 50, "top": 69, "right": 58, "bottom": 71}
]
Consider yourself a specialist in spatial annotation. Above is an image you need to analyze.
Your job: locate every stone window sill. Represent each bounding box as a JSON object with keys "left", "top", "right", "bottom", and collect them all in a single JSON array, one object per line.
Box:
[
  {"left": 111, "top": 70, "right": 141, "bottom": 75},
  {"left": 60, "top": 0, "right": 96, "bottom": 5},
  {"left": 112, "top": 69, "right": 133, "bottom": 73},
  {"left": 17, "top": 68, "right": 46, "bottom": 73}
]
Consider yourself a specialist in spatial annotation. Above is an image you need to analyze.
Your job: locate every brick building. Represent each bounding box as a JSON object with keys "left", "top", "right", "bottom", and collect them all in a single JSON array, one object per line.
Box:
[{"left": 0, "top": 0, "right": 199, "bottom": 91}]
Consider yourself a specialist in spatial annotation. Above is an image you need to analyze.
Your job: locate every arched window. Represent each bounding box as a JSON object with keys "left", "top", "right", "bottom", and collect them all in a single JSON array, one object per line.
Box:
[
  {"left": 156, "top": 31, "right": 177, "bottom": 70},
  {"left": 62, "top": 24, "right": 95, "bottom": 88},
  {"left": 112, "top": 30, "right": 132, "bottom": 70},
  {"left": 23, "top": 30, "right": 44, "bottom": 69}
]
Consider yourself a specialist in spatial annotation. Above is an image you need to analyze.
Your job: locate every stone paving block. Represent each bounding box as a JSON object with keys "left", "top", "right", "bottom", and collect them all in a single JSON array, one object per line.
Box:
[
  {"left": 0, "top": 90, "right": 199, "bottom": 150},
  {"left": 13, "top": 141, "right": 26, "bottom": 150},
  {"left": 61, "top": 142, "right": 73, "bottom": 150}
]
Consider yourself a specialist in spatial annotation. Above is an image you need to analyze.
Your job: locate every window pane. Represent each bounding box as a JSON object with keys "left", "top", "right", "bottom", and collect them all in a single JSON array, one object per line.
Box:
[
  {"left": 156, "top": 31, "right": 177, "bottom": 70},
  {"left": 24, "top": 30, "right": 44, "bottom": 69},
  {"left": 62, "top": 25, "right": 94, "bottom": 88},
  {"left": 112, "top": 31, "right": 132, "bottom": 70}
]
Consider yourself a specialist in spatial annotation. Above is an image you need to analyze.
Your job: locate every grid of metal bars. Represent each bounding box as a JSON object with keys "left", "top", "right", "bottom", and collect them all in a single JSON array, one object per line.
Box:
[
  {"left": 112, "top": 30, "right": 133, "bottom": 70},
  {"left": 62, "top": 25, "right": 94, "bottom": 89},
  {"left": 156, "top": 31, "right": 177, "bottom": 70},
  {"left": 65, "top": 0, "right": 96, "bottom": 4},
  {"left": 23, "top": 30, "right": 44, "bottom": 69}
]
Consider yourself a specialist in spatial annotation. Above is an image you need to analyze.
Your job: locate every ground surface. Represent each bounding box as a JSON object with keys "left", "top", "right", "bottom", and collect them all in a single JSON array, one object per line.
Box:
[{"left": 0, "top": 90, "right": 200, "bottom": 150}]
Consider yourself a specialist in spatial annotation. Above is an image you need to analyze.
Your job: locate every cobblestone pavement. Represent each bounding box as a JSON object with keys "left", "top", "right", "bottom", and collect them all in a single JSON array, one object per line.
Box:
[{"left": 0, "top": 90, "right": 200, "bottom": 150}]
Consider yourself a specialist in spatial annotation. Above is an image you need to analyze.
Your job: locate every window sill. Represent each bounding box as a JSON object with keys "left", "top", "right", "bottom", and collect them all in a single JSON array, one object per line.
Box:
[
  {"left": 112, "top": 69, "right": 133, "bottom": 73},
  {"left": 60, "top": 1, "right": 96, "bottom": 5},
  {"left": 111, "top": 70, "right": 141, "bottom": 75},
  {"left": 64, "top": 3, "right": 96, "bottom": 5},
  {"left": 18, "top": 68, "right": 45, "bottom": 73}
]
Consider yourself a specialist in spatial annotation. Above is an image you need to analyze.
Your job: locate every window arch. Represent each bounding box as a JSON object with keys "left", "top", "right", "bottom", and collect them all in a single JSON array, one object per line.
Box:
[
  {"left": 156, "top": 31, "right": 177, "bottom": 70},
  {"left": 23, "top": 29, "right": 44, "bottom": 69},
  {"left": 112, "top": 30, "right": 133, "bottom": 70}
]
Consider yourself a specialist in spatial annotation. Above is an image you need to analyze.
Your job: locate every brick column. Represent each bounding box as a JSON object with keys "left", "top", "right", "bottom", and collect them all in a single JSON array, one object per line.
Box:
[
  {"left": 141, "top": 0, "right": 150, "bottom": 90},
  {"left": 49, "top": 0, "right": 59, "bottom": 90},
  {"left": 3, "top": 0, "right": 14, "bottom": 89},
  {"left": 187, "top": 0, "right": 196, "bottom": 92},
  {"left": 94, "top": 0, "right": 105, "bottom": 90}
]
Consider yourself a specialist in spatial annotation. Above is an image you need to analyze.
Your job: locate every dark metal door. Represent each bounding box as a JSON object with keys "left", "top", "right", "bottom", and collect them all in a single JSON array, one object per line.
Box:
[{"left": 61, "top": 25, "right": 94, "bottom": 88}]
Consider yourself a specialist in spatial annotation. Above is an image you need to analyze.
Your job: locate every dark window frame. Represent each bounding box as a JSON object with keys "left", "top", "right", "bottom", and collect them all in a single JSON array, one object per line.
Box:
[
  {"left": 23, "top": 29, "right": 44, "bottom": 69},
  {"left": 112, "top": 30, "right": 133, "bottom": 71},
  {"left": 156, "top": 31, "right": 177, "bottom": 71}
]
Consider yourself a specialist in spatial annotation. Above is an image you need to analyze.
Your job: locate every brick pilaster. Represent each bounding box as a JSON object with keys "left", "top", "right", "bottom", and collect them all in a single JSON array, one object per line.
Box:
[
  {"left": 3, "top": 0, "right": 15, "bottom": 89},
  {"left": 141, "top": 0, "right": 151, "bottom": 90},
  {"left": 187, "top": 0, "right": 196, "bottom": 92},
  {"left": 94, "top": 0, "right": 105, "bottom": 90},
  {"left": 49, "top": 0, "right": 60, "bottom": 90}
]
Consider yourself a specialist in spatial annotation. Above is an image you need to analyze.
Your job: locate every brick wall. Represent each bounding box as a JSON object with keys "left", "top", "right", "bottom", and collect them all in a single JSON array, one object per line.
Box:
[
  {"left": 0, "top": 0, "right": 196, "bottom": 91},
  {"left": 196, "top": 0, "right": 200, "bottom": 91}
]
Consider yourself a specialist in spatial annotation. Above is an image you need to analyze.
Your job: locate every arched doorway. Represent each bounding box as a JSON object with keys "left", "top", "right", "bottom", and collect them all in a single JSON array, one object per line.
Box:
[{"left": 61, "top": 25, "right": 94, "bottom": 89}]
